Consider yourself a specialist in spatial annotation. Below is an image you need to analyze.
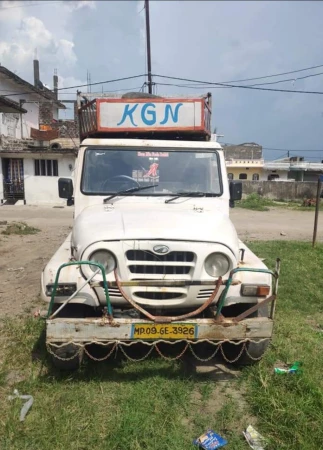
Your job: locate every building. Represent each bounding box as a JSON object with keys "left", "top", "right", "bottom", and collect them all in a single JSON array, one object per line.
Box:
[
  {"left": 263, "top": 156, "right": 323, "bottom": 181},
  {"left": 223, "top": 143, "right": 323, "bottom": 182},
  {"left": 0, "top": 61, "right": 79, "bottom": 205},
  {"left": 223, "top": 143, "right": 264, "bottom": 181}
]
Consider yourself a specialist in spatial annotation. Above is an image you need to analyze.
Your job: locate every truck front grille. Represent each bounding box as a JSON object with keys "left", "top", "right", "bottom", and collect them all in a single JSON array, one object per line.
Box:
[
  {"left": 126, "top": 250, "right": 194, "bottom": 263},
  {"left": 126, "top": 250, "right": 195, "bottom": 277},
  {"left": 129, "top": 265, "right": 190, "bottom": 275},
  {"left": 134, "top": 292, "right": 183, "bottom": 300},
  {"left": 124, "top": 247, "right": 195, "bottom": 302}
]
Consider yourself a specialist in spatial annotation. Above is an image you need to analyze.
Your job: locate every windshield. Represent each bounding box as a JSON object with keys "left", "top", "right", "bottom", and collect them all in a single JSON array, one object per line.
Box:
[{"left": 81, "top": 148, "right": 222, "bottom": 196}]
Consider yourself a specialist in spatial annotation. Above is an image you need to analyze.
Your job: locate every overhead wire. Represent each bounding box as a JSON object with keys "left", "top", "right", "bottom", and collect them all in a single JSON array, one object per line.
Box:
[
  {"left": 153, "top": 74, "right": 323, "bottom": 95},
  {"left": 221, "top": 143, "right": 323, "bottom": 152},
  {"left": 155, "top": 70, "right": 323, "bottom": 90},
  {"left": 2, "top": 67, "right": 323, "bottom": 98},
  {"left": 0, "top": 74, "right": 147, "bottom": 98},
  {"left": 216, "top": 63, "right": 323, "bottom": 84},
  {"left": 0, "top": 1, "right": 62, "bottom": 9}
]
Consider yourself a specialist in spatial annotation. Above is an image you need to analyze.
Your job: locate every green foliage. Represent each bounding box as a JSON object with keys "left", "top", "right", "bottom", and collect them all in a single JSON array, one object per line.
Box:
[
  {"left": 0, "top": 242, "right": 323, "bottom": 449},
  {"left": 1, "top": 222, "right": 40, "bottom": 235},
  {"left": 237, "top": 194, "right": 275, "bottom": 211}
]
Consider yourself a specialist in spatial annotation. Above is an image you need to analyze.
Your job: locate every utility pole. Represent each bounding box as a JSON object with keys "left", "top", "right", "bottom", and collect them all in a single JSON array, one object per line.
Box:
[
  {"left": 145, "top": 0, "right": 153, "bottom": 94},
  {"left": 312, "top": 174, "right": 323, "bottom": 247}
]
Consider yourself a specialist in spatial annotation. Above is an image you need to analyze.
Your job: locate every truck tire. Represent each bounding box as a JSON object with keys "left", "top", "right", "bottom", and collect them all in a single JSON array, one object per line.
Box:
[
  {"left": 50, "top": 343, "right": 83, "bottom": 371},
  {"left": 221, "top": 338, "right": 270, "bottom": 366},
  {"left": 221, "top": 303, "right": 270, "bottom": 366},
  {"left": 48, "top": 305, "right": 86, "bottom": 370}
]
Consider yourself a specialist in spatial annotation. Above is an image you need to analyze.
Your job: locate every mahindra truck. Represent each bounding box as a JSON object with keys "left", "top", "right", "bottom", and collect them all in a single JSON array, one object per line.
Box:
[{"left": 41, "top": 92, "right": 280, "bottom": 370}]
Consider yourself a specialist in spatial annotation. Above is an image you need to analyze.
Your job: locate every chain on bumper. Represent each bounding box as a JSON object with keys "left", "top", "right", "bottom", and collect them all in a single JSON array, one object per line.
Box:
[{"left": 46, "top": 338, "right": 269, "bottom": 364}]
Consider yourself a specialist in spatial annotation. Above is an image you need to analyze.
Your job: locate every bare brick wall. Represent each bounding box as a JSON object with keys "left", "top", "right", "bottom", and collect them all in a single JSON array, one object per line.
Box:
[
  {"left": 39, "top": 101, "right": 79, "bottom": 139},
  {"left": 242, "top": 181, "right": 319, "bottom": 200},
  {"left": 39, "top": 102, "right": 53, "bottom": 126},
  {"left": 0, "top": 135, "right": 33, "bottom": 152}
]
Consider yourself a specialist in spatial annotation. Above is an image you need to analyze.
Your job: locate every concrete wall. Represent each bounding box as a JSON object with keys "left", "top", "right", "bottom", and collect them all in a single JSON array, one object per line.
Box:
[
  {"left": 241, "top": 180, "right": 318, "bottom": 200},
  {"left": 24, "top": 154, "right": 75, "bottom": 205},
  {"left": 223, "top": 144, "right": 262, "bottom": 160},
  {"left": 0, "top": 153, "right": 75, "bottom": 205}
]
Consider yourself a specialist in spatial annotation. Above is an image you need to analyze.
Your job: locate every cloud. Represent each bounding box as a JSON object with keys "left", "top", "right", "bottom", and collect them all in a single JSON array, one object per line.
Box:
[
  {"left": 0, "top": 16, "right": 77, "bottom": 83},
  {"left": 1, "top": 0, "right": 323, "bottom": 157},
  {"left": 62, "top": 1, "right": 96, "bottom": 12}
]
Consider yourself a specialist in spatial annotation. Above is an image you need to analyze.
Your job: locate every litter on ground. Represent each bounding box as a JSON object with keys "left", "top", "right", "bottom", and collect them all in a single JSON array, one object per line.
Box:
[
  {"left": 243, "top": 425, "right": 267, "bottom": 450},
  {"left": 193, "top": 430, "right": 227, "bottom": 449},
  {"left": 8, "top": 389, "right": 34, "bottom": 421},
  {"left": 274, "top": 361, "right": 302, "bottom": 374}
]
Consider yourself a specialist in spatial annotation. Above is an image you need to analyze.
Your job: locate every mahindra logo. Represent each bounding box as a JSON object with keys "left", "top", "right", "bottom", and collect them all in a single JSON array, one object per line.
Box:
[{"left": 153, "top": 245, "right": 170, "bottom": 254}]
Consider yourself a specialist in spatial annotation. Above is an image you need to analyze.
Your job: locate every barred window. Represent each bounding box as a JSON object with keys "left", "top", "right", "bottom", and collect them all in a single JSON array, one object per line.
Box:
[{"left": 35, "top": 159, "right": 58, "bottom": 176}]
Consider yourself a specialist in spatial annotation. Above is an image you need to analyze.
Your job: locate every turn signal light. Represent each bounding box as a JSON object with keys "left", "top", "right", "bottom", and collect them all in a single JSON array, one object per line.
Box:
[
  {"left": 46, "top": 283, "right": 77, "bottom": 297},
  {"left": 241, "top": 284, "right": 270, "bottom": 297}
]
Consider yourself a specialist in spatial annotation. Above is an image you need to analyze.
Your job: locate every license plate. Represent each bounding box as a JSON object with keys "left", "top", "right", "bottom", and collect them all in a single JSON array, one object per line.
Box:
[{"left": 131, "top": 323, "right": 197, "bottom": 340}]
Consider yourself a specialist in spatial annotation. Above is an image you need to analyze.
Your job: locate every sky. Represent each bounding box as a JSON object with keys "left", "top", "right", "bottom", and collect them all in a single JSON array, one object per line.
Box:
[{"left": 0, "top": 0, "right": 323, "bottom": 161}]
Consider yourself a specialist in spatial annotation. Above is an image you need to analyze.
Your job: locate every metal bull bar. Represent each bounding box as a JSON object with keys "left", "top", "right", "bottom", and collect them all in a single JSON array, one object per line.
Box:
[{"left": 47, "top": 259, "right": 280, "bottom": 323}]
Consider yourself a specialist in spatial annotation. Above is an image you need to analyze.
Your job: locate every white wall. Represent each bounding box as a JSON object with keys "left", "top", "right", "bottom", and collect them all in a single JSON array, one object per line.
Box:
[
  {"left": 260, "top": 170, "right": 288, "bottom": 181},
  {"left": 0, "top": 153, "right": 75, "bottom": 205},
  {"left": 24, "top": 154, "right": 75, "bottom": 205},
  {"left": 0, "top": 76, "right": 44, "bottom": 139},
  {"left": 0, "top": 157, "right": 3, "bottom": 201}
]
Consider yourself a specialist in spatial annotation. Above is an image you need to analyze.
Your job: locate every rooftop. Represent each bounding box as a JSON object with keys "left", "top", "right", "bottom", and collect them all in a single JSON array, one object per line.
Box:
[
  {"left": 0, "top": 66, "right": 65, "bottom": 109},
  {"left": 0, "top": 95, "right": 27, "bottom": 113}
]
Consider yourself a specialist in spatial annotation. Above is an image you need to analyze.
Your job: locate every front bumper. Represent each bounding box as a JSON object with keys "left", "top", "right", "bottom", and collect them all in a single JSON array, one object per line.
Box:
[{"left": 46, "top": 317, "right": 274, "bottom": 344}]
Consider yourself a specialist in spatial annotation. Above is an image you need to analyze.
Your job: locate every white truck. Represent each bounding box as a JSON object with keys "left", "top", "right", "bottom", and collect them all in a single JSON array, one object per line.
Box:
[{"left": 42, "top": 92, "right": 280, "bottom": 370}]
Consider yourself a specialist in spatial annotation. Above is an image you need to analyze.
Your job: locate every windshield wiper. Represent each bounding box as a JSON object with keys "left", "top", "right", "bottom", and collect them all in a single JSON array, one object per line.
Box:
[
  {"left": 165, "top": 191, "right": 206, "bottom": 204},
  {"left": 103, "top": 185, "right": 158, "bottom": 203}
]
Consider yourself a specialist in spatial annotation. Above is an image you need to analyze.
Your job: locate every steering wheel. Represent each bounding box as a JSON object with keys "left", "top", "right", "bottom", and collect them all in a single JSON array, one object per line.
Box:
[{"left": 102, "top": 175, "right": 140, "bottom": 190}]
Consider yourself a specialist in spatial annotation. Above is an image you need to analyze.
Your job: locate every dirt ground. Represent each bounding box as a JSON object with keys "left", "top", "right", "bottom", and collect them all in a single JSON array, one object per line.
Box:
[{"left": 0, "top": 205, "right": 322, "bottom": 318}]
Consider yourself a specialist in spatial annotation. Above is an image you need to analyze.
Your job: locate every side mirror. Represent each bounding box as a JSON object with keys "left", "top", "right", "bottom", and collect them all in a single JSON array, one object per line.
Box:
[
  {"left": 58, "top": 178, "right": 74, "bottom": 204},
  {"left": 229, "top": 181, "right": 242, "bottom": 207}
]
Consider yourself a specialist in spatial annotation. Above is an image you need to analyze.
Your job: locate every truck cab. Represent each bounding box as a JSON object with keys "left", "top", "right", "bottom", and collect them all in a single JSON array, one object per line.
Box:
[{"left": 42, "top": 93, "right": 279, "bottom": 370}]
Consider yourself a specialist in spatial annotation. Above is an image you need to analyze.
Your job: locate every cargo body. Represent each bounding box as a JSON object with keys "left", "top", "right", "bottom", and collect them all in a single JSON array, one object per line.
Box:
[{"left": 42, "top": 93, "right": 279, "bottom": 369}]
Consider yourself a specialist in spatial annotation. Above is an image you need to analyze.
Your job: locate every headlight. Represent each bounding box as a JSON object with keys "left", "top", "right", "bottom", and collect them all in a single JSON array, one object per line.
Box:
[
  {"left": 89, "top": 250, "right": 116, "bottom": 274},
  {"left": 205, "top": 252, "right": 230, "bottom": 277}
]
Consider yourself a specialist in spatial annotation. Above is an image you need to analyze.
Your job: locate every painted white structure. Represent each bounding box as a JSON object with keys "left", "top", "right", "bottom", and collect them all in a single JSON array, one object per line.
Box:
[
  {"left": 0, "top": 152, "right": 75, "bottom": 205},
  {"left": 98, "top": 99, "right": 203, "bottom": 130},
  {"left": 261, "top": 162, "right": 289, "bottom": 181},
  {"left": 0, "top": 67, "right": 59, "bottom": 140},
  {"left": 263, "top": 159, "right": 323, "bottom": 181},
  {"left": 0, "top": 63, "right": 74, "bottom": 206}
]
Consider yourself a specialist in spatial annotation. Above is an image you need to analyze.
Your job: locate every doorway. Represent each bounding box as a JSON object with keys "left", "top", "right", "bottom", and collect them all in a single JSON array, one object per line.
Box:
[{"left": 2, "top": 158, "right": 25, "bottom": 203}]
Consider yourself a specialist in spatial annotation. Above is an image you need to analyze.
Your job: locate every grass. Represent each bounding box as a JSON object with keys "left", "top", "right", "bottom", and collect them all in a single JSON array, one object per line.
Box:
[
  {"left": 237, "top": 193, "right": 323, "bottom": 211},
  {"left": 1, "top": 222, "right": 40, "bottom": 236},
  {"left": 0, "top": 242, "right": 323, "bottom": 449},
  {"left": 237, "top": 193, "right": 276, "bottom": 211}
]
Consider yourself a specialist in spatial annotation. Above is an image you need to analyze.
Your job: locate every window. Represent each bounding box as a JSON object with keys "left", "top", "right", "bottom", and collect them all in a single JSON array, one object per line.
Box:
[
  {"left": 252, "top": 173, "right": 259, "bottom": 181},
  {"left": 81, "top": 148, "right": 222, "bottom": 196},
  {"left": 268, "top": 174, "right": 279, "bottom": 181},
  {"left": 35, "top": 159, "right": 58, "bottom": 176},
  {"left": 228, "top": 173, "right": 234, "bottom": 180},
  {"left": 239, "top": 173, "right": 247, "bottom": 180}
]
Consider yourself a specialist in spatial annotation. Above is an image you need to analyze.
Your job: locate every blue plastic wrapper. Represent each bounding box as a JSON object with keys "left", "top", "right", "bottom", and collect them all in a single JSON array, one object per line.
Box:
[{"left": 193, "top": 430, "right": 228, "bottom": 449}]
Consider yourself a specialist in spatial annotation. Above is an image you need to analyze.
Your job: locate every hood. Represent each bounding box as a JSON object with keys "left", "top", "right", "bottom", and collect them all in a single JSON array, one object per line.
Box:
[{"left": 72, "top": 203, "right": 239, "bottom": 257}]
